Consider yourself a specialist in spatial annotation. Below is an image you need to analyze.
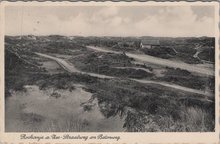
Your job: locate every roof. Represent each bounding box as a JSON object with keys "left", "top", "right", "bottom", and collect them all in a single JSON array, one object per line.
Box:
[{"left": 141, "top": 39, "right": 160, "bottom": 45}]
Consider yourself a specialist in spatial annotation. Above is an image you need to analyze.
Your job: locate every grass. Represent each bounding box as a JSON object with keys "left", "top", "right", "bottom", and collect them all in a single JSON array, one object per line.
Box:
[
  {"left": 141, "top": 46, "right": 176, "bottom": 59},
  {"left": 18, "top": 114, "right": 89, "bottom": 132},
  {"left": 41, "top": 117, "right": 89, "bottom": 132},
  {"left": 69, "top": 52, "right": 154, "bottom": 79},
  {"left": 5, "top": 36, "right": 215, "bottom": 132},
  {"left": 69, "top": 52, "right": 134, "bottom": 70},
  {"left": 123, "top": 104, "right": 214, "bottom": 132},
  {"left": 198, "top": 47, "right": 215, "bottom": 62},
  {"left": 85, "top": 79, "right": 215, "bottom": 132},
  {"left": 21, "top": 112, "right": 45, "bottom": 125},
  {"left": 13, "top": 71, "right": 213, "bottom": 132},
  {"left": 6, "top": 54, "right": 215, "bottom": 132},
  {"left": 155, "top": 106, "right": 215, "bottom": 132},
  {"left": 156, "top": 67, "right": 215, "bottom": 91}
]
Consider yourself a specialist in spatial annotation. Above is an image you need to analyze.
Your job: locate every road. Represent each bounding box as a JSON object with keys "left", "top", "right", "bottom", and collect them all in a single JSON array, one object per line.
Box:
[
  {"left": 86, "top": 46, "right": 214, "bottom": 76},
  {"left": 133, "top": 79, "right": 213, "bottom": 97},
  {"left": 35, "top": 52, "right": 213, "bottom": 97},
  {"left": 35, "top": 52, "right": 113, "bottom": 79},
  {"left": 113, "top": 66, "right": 152, "bottom": 73},
  {"left": 35, "top": 52, "right": 80, "bottom": 73}
]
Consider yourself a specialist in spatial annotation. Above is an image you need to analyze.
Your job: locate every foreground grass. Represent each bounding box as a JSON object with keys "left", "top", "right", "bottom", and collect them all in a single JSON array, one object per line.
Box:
[
  {"left": 85, "top": 78, "right": 214, "bottom": 132},
  {"left": 152, "top": 106, "right": 214, "bottom": 132},
  {"left": 5, "top": 45, "right": 215, "bottom": 132},
  {"left": 16, "top": 105, "right": 214, "bottom": 132},
  {"left": 6, "top": 70, "right": 215, "bottom": 132},
  {"left": 13, "top": 113, "right": 89, "bottom": 132}
]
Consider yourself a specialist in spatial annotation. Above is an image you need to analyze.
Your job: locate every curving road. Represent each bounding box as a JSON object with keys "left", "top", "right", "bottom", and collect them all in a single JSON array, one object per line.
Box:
[
  {"left": 36, "top": 52, "right": 113, "bottom": 79},
  {"left": 86, "top": 46, "right": 214, "bottom": 76},
  {"left": 35, "top": 52, "right": 213, "bottom": 97}
]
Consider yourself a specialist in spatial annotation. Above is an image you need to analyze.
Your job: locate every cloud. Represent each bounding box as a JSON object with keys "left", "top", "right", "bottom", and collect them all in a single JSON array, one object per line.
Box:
[
  {"left": 5, "top": 5, "right": 215, "bottom": 37},
  {"left": 134, "top": 6, "right": 214, "bottom": 37},
  {"left": 99, "top": 6, "right": 119, "bottom": 18}
]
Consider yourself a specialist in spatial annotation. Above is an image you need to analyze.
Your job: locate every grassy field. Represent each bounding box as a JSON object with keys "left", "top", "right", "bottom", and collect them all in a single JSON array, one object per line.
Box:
[{"left": 5, "top": 35, "right": 215, "bottom": 132}]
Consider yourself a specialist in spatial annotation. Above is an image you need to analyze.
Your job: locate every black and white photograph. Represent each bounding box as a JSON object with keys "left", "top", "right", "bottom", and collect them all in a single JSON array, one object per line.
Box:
[{"left": 3, "top": 2, "right": 218, "bottom": 134}]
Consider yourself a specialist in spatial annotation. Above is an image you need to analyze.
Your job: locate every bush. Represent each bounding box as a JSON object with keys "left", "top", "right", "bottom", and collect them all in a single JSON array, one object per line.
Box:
[
  {"left": 142, "top": 46, "right": 176, "bottom": 59},
  {"left": 198, "top": 48, "right": 215, "bottom": 62}
]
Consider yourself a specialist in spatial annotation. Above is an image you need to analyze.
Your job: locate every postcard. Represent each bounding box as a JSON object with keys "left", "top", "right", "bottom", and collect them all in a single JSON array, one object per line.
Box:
[{"left": 0, "top": 1, "right": 219, "bottom": 144}]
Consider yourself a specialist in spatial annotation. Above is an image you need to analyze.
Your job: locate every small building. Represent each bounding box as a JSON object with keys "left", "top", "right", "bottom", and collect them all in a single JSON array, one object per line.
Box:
[{"left": 140, "top": 39, "right": 160, "bottom": 49}]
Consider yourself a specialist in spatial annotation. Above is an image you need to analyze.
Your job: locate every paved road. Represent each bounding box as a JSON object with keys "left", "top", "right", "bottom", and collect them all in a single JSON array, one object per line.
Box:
[
  {"left": 35, "top": 52, "right": 213, "bottom": 97},
  {"left": 86, "top": 46, "right": 214, "bottom": 76}
]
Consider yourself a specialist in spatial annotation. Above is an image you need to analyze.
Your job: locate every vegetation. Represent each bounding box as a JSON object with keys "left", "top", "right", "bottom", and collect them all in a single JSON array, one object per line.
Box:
[
  {"left": 175, "top": 53, "right": 201, "bottom": 64},
  {"left": 5, "top": 48, "right": 45, "bottom": 96},
  {"left": 199, "top": 47, "right": 215, "bottom": 62},
  {"left": 5, "top": 35, "right": 215, "bottom": 132},
  {"left": 18, "top": 114, "right": 89, "bottom": 132},
  {"left": 141, "top": 46, "right": 176, "bottom": 59},
  {"left": 86, "top": 79, "right": 214, "bottom": 132},
  {"left": 69, "top": 52, "right": 153, "bottom": 79},
  {"left": 157, "top": 67, "right": 215, "bottom": 91}
]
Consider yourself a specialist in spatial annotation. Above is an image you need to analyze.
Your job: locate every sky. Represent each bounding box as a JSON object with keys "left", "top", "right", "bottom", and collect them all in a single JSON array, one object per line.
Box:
[{"left": 5, "top": 5, "right": 215, "bottom": 37}]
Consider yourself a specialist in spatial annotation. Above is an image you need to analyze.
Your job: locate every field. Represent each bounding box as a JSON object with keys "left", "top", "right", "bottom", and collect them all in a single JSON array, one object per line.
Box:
[{"left": 5, "top": 35, "right": 215, "bottom": 132}]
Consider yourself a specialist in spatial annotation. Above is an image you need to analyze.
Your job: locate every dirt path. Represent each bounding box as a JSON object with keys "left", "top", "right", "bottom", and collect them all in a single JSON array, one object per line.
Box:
[
  {"left": 113, "top": 66, "right": 152, "bottom": 73},
  {"left": 133, "top": 79, "right": 213, "bottom": 97},
  {"left": 35, "top": 52, "right": 213, "bottom": 97},
  {"left": 86, "top": 46, "right": 214, "bottom": 76},
  {"left": 35, "top": 52, "right": 113, "bottom": 79}
]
